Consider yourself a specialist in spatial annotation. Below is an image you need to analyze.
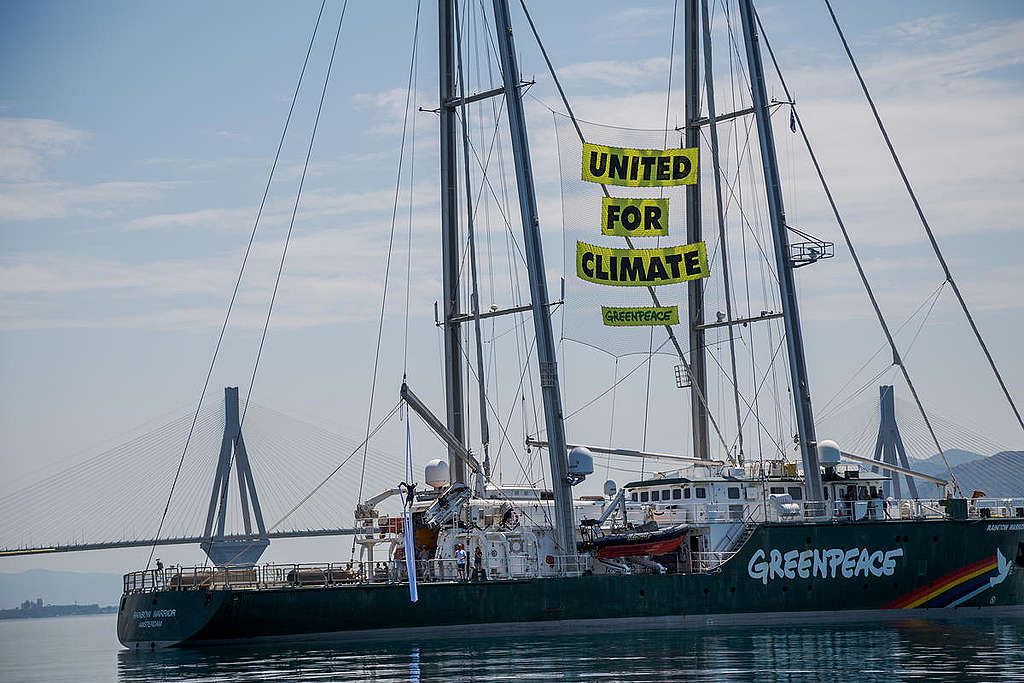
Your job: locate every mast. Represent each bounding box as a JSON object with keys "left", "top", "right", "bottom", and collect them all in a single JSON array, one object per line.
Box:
[
  {"left": 700, "top": 0, "right": 744, "bottom": 466},
  {"left": 439, "top": 0, "right": 467, "bottom": 484},
  {"left": 683, "top": 0, "right": 710, "bottom": 462},
  {"left": 737, "top": 0, "right": 823, "bottom": 500},
  {"left": 453, "top": 0, "right": 492, "bottom": 476},
  {"left": 490, "top": 0, "right": 575, "bottom": 554}
]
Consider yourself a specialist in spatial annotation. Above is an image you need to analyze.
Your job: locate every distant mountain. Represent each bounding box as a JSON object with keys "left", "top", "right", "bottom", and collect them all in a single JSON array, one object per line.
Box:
[
  {"left": 0, "top": 569, "right": 122, "bottom": 610},
  {"left": 913, "top": 449, "right": 984, "bottom": 477},
  {"left": 947, "top": 451, "right": 1024, "bottom": 498}
]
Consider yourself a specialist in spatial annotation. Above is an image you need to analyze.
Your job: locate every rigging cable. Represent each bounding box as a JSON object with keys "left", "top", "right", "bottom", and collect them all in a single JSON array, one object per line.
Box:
[
  {"left": 242, "top": 0, "right": 351, "bottom": 429},
  {"left": 144, "top": 0, "right": 330, "bottom": 572},
  {"left": 754, "top": 8, "right": 959, "bottom": 493},
  {"left": 700, "top": 0, "right": 744, "bottom": 464},
  {"left": 357, "top": 0, "right": 422, "bottom": 513},
  {"left": 824, "top": 0, "right": 1024, "bottom": 438},
  {"left": 641, "top": 0, "right": 679, "bottom": 476},
  {"left": 517, "top": 0, "right": 731, "bottom": 456},
  {"left": 403, "top": 5, "right": 421, "bottom": 376}
]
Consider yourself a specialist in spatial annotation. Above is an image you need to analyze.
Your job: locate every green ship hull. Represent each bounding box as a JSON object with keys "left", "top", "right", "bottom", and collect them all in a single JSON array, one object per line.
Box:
[{"left": 118, "top": 518, "right": 1024, "bottom": 648}]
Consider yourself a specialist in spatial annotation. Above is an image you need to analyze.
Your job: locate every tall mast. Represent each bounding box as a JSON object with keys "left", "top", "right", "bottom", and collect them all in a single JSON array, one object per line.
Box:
[
  {"left": 700, "top": 0, "right": 743, "bottom": 465},
  {"left": 737, "top": 0, "right": 823, "bottom": 500},
  {"left": 490, "top": 0, "right": 575, "bottom": 553},
  {"left": 683, "top": 0, "right": 709, "bottom": 462},
  {"left": 453, "top": 0, "right": 492, "bottom": 476},
  {"left": 439, "top": 0, "right": 467, "bottom": 484}
]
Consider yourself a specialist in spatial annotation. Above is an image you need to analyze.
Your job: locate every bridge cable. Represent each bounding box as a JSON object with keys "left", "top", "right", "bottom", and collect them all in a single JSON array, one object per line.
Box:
[
  {"left": 824, "top": 0, "right": 1024, "bottom": 437},
  {"left": 144, "top": 0, "right": 330, "bottom": 572}
]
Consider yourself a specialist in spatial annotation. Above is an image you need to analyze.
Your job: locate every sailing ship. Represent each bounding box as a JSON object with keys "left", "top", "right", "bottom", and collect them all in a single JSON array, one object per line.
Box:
[{"left": 117, "top": 0, "right": 1024, "bottom": 648}]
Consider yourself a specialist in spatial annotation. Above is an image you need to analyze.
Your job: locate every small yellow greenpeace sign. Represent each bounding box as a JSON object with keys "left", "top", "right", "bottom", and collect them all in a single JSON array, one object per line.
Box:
[
  {"left": 582, "top": 142, "right": 698, "bottom": 187},
  {"left": 602, "top": 305, "right": 679, "bottom": 327},
  {"left": 601, "top": 197, "right": 669, "bottom": 237},
  {"left": 576, "top": 241, "right": 709, "bottom": 286}
]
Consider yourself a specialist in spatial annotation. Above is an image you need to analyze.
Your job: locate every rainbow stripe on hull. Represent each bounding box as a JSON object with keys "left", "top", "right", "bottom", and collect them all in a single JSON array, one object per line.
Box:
[{"left": 885, "top": 551, "right": 1008, "bottom": 609}]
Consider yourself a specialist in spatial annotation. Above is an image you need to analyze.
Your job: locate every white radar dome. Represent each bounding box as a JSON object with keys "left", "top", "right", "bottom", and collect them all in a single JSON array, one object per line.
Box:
[
  {"left": 424, "top": 458, "right": 450, "bottom": 489},
  {"left": 568, "top": 446, "right": 595, "bottom": 478},
  {"left": 603, "top": 480, "right": 617, "bottom": 498},
  {"left": 817, "top": 440, "right": 841, "bottom": 467}
]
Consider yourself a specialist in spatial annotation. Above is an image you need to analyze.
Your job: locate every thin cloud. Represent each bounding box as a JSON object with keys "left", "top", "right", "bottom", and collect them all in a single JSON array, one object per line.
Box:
[{"left": 0, "top": 118, "right": 87, "bottom": 181}]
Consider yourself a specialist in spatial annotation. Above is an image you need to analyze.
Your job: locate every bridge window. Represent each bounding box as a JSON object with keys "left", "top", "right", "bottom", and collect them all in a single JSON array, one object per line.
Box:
[
  {"left": 631, "top": 492, "right": 638, "bottom": 502},
  {"left": 770, "top": 486, "right": 785, "bottom": 495},
  {"left": 727, "top": 487, "right": 740, "bottom": 500},
  {"left": 672, "top": 489, "right": 682, "bottom": 500},
  {"left": 695, "top": 487, "right": 707, "bottom": 499},
  {"left": 651, "top": 490, "right": 660, "bottom": 502},
  {"left": 662, "top": 489, "right": 671, "bottom": 500},
  {"left": 683, "top": 488, "right": 691, "bottom": 499},
  {"left": 640, "top": 491, "right": 649, "bottom": 502},
  {"left": 788, "top": 487, "right": 803, "bottom": 500}
]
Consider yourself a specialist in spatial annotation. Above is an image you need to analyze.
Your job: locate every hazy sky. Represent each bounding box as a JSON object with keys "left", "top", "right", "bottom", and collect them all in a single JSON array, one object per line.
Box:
[{"left": 1, "top": 0, "right": 1023, "bottom": 572}]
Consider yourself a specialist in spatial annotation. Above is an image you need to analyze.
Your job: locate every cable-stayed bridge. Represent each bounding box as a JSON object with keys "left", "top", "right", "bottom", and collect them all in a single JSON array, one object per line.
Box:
[
  {"left": 0, "top": 388, "right": 411, "bottom": 560},
  {"left": 1, "top": 383, "right": 1020, "bottom": 562}
]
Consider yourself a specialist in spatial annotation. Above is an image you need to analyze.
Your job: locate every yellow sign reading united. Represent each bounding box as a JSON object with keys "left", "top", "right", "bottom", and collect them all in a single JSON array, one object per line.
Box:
[
  {"left": 602, "top": 305, "right": 679, "bottom": 327},
  {"left": 601, "top": 197, "right": 669, "bottom": 237},
  {"left": 582, "top": 142, "right": 698, "bottom": 187},
  {"left": 576, "top": 241, "right": 709, "bottom": 286}
]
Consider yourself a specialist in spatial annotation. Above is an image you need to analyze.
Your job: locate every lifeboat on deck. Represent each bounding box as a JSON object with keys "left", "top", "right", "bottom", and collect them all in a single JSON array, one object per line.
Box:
[{"left": 579, "top": 524, "right": 690, "bottom": 559}]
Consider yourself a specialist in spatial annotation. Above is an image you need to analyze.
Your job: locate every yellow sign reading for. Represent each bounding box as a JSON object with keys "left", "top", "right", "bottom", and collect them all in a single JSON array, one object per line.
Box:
[
  {"left": 576, "top": 241, "right": 709, "bottom": 286},
  {"left": 582, "top": 142, "right": 698, "bottom": 187},
  {"left": 602, "top": 305, "right": 679, "bottom": 327},
  {"left": 601, "top": 197, "right": 669, "bottom": 237}
]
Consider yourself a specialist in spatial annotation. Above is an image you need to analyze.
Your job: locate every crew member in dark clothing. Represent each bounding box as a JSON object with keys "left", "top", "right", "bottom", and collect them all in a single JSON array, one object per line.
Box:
[{"left": 473, "top": 546, "right": 486, "bottom": 581}]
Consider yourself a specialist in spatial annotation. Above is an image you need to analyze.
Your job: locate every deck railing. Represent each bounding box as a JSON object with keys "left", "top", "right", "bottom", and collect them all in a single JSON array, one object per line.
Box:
[
  {"left": 633, "top": 497, "right": 1024, "bottom": 525},
  {"left": 123, "top": 554, "right": 589, "bottom": 596}
]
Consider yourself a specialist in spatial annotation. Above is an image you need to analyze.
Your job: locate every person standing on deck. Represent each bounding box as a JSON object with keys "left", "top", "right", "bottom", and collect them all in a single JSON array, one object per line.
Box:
[
  {"left": 455, "top": 544, "right": 468, "bottom": 581},
  {"left": 473, "top": 546, "right": 485, "bottom": 581}
]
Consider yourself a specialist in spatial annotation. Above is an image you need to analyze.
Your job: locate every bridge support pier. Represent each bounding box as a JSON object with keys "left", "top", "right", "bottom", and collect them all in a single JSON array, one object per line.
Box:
[
  {"left": 200, "top": 387, "right": 269, "bottom": 566},
  {"left": 871, "top": 385, "right": 919, "bottom": 499}
]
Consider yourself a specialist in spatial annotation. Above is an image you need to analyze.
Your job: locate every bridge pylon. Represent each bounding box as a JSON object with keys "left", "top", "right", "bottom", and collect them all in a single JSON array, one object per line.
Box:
[
  {"left": 200, "top": 387, "right": 269, "bottom": 566},
  {"left": 871, "top": 385, "right": 919, "bottom": 499}
]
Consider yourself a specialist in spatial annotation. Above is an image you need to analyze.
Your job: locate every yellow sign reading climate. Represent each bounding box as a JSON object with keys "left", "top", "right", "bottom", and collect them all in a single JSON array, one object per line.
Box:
[
  {"left": 602, "top": 306, "right": 679, "bottom": 327},
  {"left": 601, "top": 197, "right": 669, "bottom": 237},
  {"left": 582, "top": 142, "right": 698, "bottom": 187},
  {"left": 576, "top": 241, "right": 709, "bottom": 286}
]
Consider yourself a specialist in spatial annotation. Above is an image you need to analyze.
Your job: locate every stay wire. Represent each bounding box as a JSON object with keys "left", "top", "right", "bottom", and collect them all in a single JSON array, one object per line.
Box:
[
  {"left": 403, "top": 0, "right": 422, "bottom": 376},
  {"left": 358, "top": 0, "right": 421, "bottom": 510},
  {"left": 144, "top": 0, "right": 329, "bottom": 572},
  {"left": 517, "top": 0, "right": 731, "bottom": 455},
  {"left": 755, "top": 7, "right": 959, "bottom": 494},
  {"left": 241, "top": 0, "right": 351, "bottom": 429},
  {"left": 824, "top": 0, "right": 1024, "bottom": 438}
]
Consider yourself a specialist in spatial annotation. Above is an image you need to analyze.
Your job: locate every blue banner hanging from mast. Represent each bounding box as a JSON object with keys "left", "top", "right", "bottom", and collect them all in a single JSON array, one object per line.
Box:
[{"left": 403, "top": 417, "right": 418, "bottom": 603}]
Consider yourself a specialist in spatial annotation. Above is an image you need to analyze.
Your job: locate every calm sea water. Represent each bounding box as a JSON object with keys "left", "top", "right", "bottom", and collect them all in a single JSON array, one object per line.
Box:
[{"left": 2, "top": 613, "right": 1024, "bottom": 682}]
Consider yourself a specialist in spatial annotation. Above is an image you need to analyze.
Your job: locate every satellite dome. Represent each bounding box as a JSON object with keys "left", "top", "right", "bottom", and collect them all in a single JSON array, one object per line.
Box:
[
  {"left": 568, "top": 446, "right": 594, "bottom": 478},
  {"left": 424, "top": 459, "right": 450, "bottom": 489},
  {"left": 817, "top": 440, "right": 841, "bottom": 467}
]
